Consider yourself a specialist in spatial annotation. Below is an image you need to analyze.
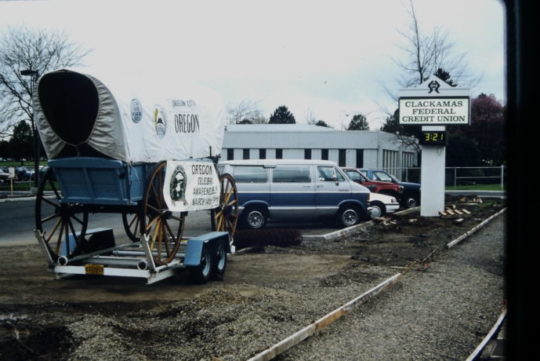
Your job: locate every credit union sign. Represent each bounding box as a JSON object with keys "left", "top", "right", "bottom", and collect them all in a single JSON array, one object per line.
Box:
[
  {"left": 399, "top": 75, "right": 470, "bottom": 126},
  {"left": 399, "top": 97, "right": 470, "bottom": 125}
]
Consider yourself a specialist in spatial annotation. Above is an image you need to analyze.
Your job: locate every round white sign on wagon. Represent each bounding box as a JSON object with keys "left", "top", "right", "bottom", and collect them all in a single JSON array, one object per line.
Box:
[{"left": 163, "top": 160, "right": 220, "bottom": 212}]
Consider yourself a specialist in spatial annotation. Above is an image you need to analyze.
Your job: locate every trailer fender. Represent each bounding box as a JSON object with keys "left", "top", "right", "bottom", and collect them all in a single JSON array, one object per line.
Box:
[{"left": 184, "top": 232, "right": 230, "bottom": 267}]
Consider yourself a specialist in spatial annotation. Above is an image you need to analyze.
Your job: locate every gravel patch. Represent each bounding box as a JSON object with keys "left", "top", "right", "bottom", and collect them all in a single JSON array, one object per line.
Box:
[{"left": 276, "top": 214, "right": 505, "bottom": 361}]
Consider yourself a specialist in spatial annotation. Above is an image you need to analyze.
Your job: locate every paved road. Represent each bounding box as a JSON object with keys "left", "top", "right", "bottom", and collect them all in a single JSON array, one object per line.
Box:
[
  {"left": 0, "top": 198, "right": 216, "bottom": 244},
  {"left": 0, "top": 197, "right": 341, "bottom": 246}
]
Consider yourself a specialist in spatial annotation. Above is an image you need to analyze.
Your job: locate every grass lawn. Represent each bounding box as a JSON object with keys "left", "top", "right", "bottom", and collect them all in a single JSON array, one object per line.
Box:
[{"left": 445, "top": 183, "right": 504, "bottom": 191}]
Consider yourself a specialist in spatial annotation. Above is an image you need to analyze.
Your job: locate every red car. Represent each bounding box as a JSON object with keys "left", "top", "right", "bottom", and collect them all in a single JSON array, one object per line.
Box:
[{"left": 342, "top": 168, "right": 404, "bottom": 199}]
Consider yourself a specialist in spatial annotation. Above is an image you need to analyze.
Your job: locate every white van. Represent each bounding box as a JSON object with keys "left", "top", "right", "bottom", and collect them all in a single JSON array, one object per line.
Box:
[{"left": 218, "top": 159, "right": 370, "bottom": 229}]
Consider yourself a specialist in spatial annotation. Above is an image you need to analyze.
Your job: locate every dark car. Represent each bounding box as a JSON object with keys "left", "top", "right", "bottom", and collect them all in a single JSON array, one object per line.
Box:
[
  {"left": 360, "top": 169, "right": 421, "bottom": 208},
  {"left": 342, "top": 168, "right": 404, "bottom": 198},
  {"left": 15, "top": 166, "right": 33, "bottom": 181}
]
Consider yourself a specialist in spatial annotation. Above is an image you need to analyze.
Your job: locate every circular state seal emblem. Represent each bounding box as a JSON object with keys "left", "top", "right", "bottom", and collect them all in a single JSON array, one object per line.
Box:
[
  {"left": 170, "top": 165, "right": 187, "bottom": 205},
  {"left": 130, "top": 98, "right": 143, "bottom": 123},
  {"left": 153, "top": 106, "right": 167, "bottom": 138}
]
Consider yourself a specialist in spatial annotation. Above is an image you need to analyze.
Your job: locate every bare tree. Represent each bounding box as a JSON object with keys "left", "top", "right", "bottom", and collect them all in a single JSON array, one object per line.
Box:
[
  {"left": 0, "top": 26, "right": 90, "bottom": 184},
  {"left": 226, "top": 99, "right": 267, "bottom": 124},
  {"left": 393, "top": 0, "right": 478, "bottom": 89}
]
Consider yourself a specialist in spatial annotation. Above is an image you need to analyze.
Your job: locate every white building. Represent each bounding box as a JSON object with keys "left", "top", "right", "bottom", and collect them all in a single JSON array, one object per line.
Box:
[{"left": 220, "top": 124, "right": 418, "bottom": 174}]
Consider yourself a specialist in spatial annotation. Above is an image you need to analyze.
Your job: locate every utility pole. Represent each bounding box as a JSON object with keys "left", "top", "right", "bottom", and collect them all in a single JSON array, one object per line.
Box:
[{"left": 21, "top": 69, "right": 40, "bottom": 189}]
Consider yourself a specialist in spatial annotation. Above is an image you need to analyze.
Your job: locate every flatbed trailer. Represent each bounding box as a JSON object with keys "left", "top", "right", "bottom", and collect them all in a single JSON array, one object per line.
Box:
[{"left": 36, "top": 228, "right": 231, "bottom": 284}]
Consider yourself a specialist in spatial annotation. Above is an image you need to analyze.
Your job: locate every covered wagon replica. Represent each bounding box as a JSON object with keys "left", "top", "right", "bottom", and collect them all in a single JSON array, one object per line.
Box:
[{"left": 33, "top": 69, "right": 239, "bottom": 284}]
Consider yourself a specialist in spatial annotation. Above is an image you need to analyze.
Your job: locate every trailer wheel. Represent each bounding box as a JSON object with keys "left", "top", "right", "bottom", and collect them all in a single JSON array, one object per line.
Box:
[
  {"left": 212, "top": 239, "right": 228, "bottom": 279},
  {"left": 189, "top": 243, "right": 213, "bottom": 284},
  {"left": 212, "top": 173, "right": 239, "bottom": 237},
  {"left": 142, "top": 162, "right": 186, "bottom": 266},
  {"left": 35, "top": 168, "right": 88, "bottom": 260}
]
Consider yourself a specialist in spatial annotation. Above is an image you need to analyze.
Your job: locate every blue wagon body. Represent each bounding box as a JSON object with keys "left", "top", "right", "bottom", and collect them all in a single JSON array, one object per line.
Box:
[{"left": 49, "top": 157, "right": 154, "bottom": 205}]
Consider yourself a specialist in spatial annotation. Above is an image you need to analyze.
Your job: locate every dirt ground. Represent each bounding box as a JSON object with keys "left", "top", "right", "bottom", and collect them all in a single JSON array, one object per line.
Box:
[{"left": 0, "top": 196, "right": 504, "bottom": 361}]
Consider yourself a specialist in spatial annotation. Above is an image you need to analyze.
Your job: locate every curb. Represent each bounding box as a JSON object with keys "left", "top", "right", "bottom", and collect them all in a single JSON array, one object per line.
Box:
[
  {"left": 302, "top": 206, "right": 419, "bottom": 242},
  {"left": 447, "top": 208, "right": 506, "bottom": 248},
  {"left": 246, "top": 273, "right": 402, "bottom": 361}
]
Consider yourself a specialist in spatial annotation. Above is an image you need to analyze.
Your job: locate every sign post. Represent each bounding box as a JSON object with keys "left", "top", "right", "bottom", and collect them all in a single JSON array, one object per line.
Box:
[
  {"left": 8, "top": 167, "right": 15, "bottom": 196},
  {"left": 399, "top": 76, "right": 470, "bottom": 216}
]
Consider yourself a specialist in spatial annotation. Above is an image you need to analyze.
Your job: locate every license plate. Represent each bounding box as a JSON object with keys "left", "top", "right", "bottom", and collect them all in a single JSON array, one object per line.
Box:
[{"left": 85, "top": 264, "right": 104, "bottom": 275}]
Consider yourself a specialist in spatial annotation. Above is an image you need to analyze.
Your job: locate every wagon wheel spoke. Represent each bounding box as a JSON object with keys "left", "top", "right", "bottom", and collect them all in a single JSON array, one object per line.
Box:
[
  {"left": 35, "top": 168, "right": 88, "bottom": 261},
  {"left": 122, "top": 211, "right": 145, "bottom": 242},
  {"left": 142, "top": 162, "right": 185, "bottom": 266},
  {"left": 213, "top": 174, "right": 239, "bottom": 238}
]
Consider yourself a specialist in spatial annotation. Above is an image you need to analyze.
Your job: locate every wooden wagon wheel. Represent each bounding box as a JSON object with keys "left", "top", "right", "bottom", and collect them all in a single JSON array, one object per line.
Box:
[
  {"left": 212, "top": 173, "right": 239, "bottom": 238},
  {"left": 121, "top": 211, "right": 145, "bottom": 242},
  {"left": 142, "top": 162, "right": 186, "bottom": 266},
  {"left": 35, "top": 168, "right": 89, "bottom": 261}
]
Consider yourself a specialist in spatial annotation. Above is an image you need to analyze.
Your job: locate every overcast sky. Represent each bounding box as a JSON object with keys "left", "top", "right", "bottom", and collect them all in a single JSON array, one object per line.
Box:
[{"left": 0, "top": 0, "right": 505, "bottom": 129}]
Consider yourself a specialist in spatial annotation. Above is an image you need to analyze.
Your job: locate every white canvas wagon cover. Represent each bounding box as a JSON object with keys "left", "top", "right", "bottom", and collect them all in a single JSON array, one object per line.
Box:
[{"left": 33, "top": 69, "right": 226, "bottom": 163}]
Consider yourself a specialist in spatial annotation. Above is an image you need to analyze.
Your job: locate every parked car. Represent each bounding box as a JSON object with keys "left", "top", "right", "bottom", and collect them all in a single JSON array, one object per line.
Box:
[
  {"left": 360, "top": 169, "right": 421, "bottom": 208},
  {"left": 219, "top": 159, "right": 371, "bottom": 229},
  {"left": 0, "top": 167, "right": 11, "bottom": 184},
  {"left": 342, "top": 168, "right": 404, "bottom": 198},
  {"left": 15, "top": 166, "right": 33, "bottom": 181},
  {"left": 367, "top": 192, "right": 400, "bottom": 218}
]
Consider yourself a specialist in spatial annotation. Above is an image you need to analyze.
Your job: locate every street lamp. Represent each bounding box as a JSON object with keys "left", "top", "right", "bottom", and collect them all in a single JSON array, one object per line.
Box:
[{"left": 20, "top": 69, "right": 40, "bottom": 189}]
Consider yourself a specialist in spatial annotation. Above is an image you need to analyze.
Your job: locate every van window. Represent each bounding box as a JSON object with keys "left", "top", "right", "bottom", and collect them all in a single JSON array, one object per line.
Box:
[
  {"left": 318, "top": 166, "right": 345, "bottom": 182},
  {"left": 273, "top": 166, "right": 311, "bottom": 183},
  {"left": 232, "top": 166, "right": 268, "bottom": 183}
]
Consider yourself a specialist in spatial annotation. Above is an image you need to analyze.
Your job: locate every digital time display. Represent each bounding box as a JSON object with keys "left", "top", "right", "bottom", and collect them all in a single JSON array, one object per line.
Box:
[{"left": 420, "top": 131, "right": 446, "bottom": 145}]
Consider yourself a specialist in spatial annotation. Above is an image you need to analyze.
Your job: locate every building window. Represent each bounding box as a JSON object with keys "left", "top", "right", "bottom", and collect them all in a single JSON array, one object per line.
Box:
[
  {"left": 338, "top": 149, "right": 346, "bottom": 167},
  {"left": 304, "top": 149, "right": 311, "bottom": 159},
  {"left": 383, "top": 150, "right": 399, "bottom": 176},
  {"left": 276, "top": 149, "right": 283, "bottom": 159},
  {"left": 227, "top": 149, "right": 234, "bottom": 160},
  {"left": 356, "top": 149, "right": 364, "bottom": 168},
  {"left": 321, "top": 149, "right": 329, "bottom": 160},
  {"left": 243, "top": 149, "right": 250, "bottom": 160},
  {"left": 259, "top": 149, "right": 266, "bottom": 159}
]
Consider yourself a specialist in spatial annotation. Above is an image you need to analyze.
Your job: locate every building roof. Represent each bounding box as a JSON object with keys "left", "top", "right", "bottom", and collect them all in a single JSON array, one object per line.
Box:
[
  {"left": 225, "top": 124, "right": 337, "bottom": 132},
  {"left": 219, "top": 159, "right": 339, "bottom": 166}
]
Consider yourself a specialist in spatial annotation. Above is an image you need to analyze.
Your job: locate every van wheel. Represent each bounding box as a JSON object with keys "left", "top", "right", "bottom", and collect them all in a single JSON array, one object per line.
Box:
[
  {"left": 368, "top": 201, "right": 386, "bottom": 219},
  {"left": 242, "top": 207, "right": 267, "bottom": 229},
  {"left": 337, "top": 205, "right": 362, "bottom": 228}
]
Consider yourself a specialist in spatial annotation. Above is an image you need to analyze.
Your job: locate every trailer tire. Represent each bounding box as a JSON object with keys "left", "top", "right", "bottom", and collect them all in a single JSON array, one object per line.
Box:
[
  {"left": 212, "top": 239, "right": 228, "bottom": 280},
  {"left": 189, "top": 244, "right": 213, "bottom": 284}
]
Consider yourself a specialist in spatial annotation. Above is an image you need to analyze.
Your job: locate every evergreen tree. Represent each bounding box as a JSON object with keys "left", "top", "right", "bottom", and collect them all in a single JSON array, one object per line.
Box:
[
  {"left": 347, "top": 114, "right": 369, "bottom": 130},
  {"left": 269, "top": 106, "right": 296, "bottom": 124}
]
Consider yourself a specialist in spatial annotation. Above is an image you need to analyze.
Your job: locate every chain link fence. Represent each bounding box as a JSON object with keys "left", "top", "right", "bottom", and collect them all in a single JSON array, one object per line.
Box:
[{"left": 385, "top": 166, "right": 506, "bottom": 190}]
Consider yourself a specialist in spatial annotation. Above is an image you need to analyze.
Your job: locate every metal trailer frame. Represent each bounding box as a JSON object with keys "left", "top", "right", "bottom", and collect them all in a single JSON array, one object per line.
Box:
[{"left": 36, "top": 227, "right": 231, "bottom": 284}]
